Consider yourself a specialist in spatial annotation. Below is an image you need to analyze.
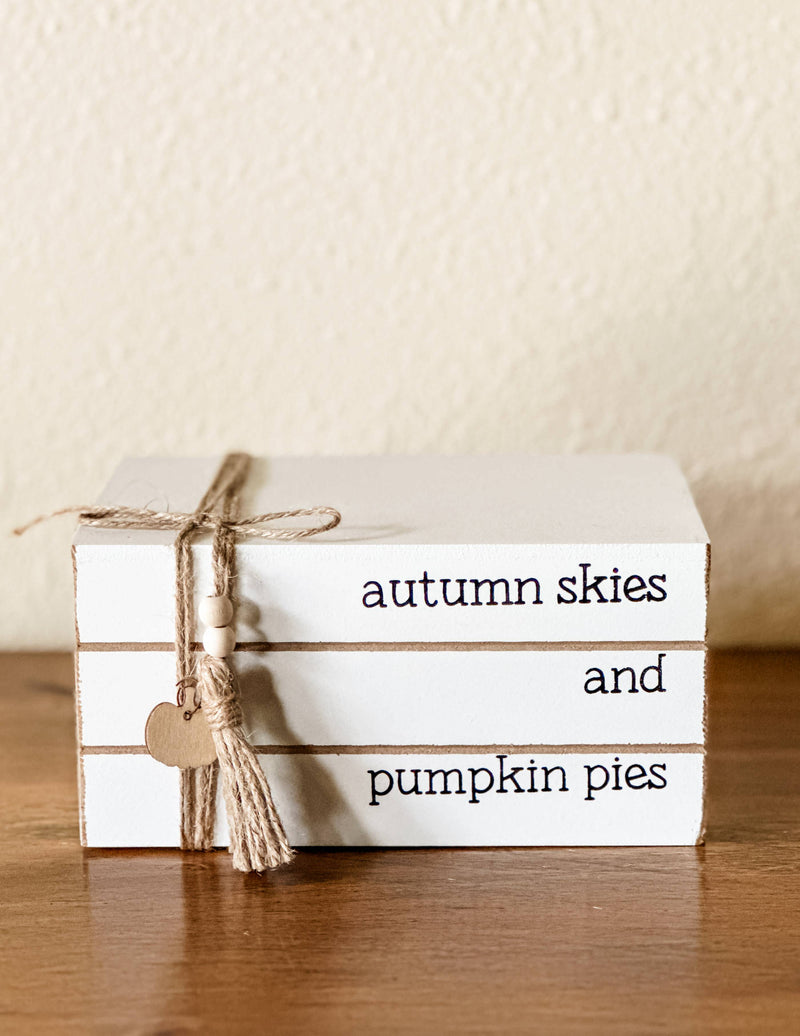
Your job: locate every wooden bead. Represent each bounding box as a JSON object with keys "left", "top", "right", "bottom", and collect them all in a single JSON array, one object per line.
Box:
[
  {"left": 202, "top": 625, "right": 236, "bottom": 658},
  {"left": 199, "top": 595, "right": 233, "bottom": 627}
]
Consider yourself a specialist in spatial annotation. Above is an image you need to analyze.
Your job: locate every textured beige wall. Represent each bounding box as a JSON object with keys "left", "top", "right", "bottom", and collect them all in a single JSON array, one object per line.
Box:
[{"left": 2, "top": 1, "right": 798, "bottom": 648}]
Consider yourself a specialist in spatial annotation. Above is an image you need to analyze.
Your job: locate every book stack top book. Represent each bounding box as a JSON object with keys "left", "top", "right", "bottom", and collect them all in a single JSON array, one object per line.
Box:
[{"left": 74, "top": 454, "right": 708, "bottom": 645}]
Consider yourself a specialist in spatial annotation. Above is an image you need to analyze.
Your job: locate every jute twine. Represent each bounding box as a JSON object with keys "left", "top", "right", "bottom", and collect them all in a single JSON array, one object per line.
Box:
[{"left": 16, "top": 453, "right": 342, "bottom": 872}]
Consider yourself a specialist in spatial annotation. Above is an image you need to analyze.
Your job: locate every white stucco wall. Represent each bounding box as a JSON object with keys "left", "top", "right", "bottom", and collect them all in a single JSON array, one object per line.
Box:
[{"left": 2, "top": 1, "right": 798, "bottom": 648}]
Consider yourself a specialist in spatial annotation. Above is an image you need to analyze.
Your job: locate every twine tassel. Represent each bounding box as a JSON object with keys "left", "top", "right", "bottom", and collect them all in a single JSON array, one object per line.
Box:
[{"left": 197, "top": 654, "right": 294, "bottom": 872}]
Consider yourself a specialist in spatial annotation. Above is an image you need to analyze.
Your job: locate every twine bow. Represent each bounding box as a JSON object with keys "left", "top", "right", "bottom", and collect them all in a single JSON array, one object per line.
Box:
[{"left": 15, "top": 453, "right": 342, "bottom": 872}]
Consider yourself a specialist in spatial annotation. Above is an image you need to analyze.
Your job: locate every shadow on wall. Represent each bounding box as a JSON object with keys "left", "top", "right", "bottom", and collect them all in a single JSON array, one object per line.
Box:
[
  {"left": 236, "top": 661, "right": 369, "bottom": 846},
  {"left": 693, "top": 474, "right": 800, "bottom": 647}
]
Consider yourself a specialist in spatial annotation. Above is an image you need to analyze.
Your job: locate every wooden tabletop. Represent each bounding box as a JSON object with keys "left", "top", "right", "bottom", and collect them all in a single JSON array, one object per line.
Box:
[{"left": 1, "top": 651, "right": 798, "bottom": 1034}]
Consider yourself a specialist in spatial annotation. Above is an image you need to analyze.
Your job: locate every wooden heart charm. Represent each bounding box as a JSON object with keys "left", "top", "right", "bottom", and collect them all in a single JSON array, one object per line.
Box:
[{"left": 145, "top": 702, "right": 217, "bottom": 768}]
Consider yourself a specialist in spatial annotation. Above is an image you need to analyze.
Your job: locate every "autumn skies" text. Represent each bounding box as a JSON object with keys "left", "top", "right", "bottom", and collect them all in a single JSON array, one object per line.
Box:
[{"left": 362, "top": 563, "right": 668, "bottom": 609}]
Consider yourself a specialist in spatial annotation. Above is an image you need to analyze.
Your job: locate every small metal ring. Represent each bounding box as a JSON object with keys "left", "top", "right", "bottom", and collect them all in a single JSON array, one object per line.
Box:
[{"left": 176, "top": 675, "right": 197, "bottom": 709}]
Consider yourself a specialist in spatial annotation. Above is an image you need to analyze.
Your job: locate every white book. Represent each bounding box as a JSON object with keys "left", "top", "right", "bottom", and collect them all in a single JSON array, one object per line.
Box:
[
  {"left": 74, "top": 454, "right": 709, "bottom": 645},
  {"left": 77, "top": 647, "right": 705, "bottom": 749},
  {"left": 81, "top": 750, "right": 705, "bottom": 848}
]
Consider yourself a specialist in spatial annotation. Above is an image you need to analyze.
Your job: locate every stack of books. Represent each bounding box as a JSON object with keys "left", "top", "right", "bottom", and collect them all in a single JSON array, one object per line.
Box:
[{"left": 74, "top": 454, "right": 708, "bottom": 848}]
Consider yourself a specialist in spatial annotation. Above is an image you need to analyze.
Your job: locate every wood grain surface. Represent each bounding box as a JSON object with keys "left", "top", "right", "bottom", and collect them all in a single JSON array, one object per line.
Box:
[{"left": 1, "top": 651, "right": 798, "bottom": 1034}]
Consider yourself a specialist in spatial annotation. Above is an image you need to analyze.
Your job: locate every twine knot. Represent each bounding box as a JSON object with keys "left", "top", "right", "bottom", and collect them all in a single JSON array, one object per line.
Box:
[
  {"left": 14, "top": 502, "right": 342, "bottom": 542},
  {"left": 199, "top": 655, "right": 244, "bottom": 732}
]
